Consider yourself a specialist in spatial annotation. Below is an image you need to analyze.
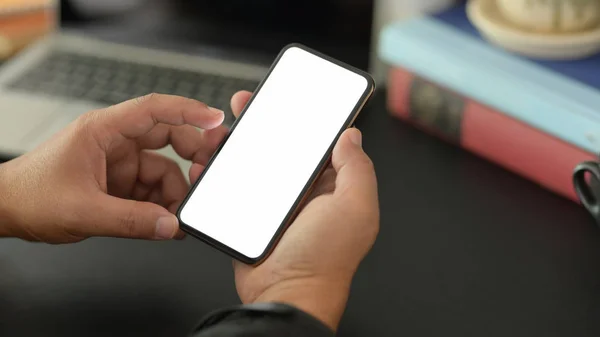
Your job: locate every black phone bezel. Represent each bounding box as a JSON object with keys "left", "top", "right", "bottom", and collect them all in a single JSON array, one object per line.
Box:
[{"left": 176, "top": 43, "right": 375, "bottom": 265}]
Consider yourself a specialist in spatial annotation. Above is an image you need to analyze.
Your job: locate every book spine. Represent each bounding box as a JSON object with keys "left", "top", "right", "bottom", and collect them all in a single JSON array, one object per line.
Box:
[
  {"left": 387, "top": 67, "right": 597, "bottom": 202},
  {"left": 0, "top": 9, "right": 53, "bottom": 60},
  {"left": 0, "top": 9, "right": 53, "bottom": 34},
  {"left": 378, "top": 18, "right": 600, "bottom": 154},
  {"left": 0, "top": 0, "right": 53, "bottom": 16}
]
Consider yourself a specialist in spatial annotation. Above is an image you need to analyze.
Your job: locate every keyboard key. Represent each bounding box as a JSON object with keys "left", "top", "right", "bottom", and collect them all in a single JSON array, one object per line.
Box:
[{"left": 175, "top": 80, "right": 194, "bottom": 90}]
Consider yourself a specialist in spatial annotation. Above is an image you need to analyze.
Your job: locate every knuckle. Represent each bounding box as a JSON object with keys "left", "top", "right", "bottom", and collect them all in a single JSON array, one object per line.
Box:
[
  {"left": 74, "top": 109, "right": 111, "bottom": 149},
  {"left": 77, "top": 109, "right": 103, "bottom": 128},
  {"left": 134, "top": 93, "right": 158, "bottom": 107},
  {"left": 357, "top": 154, "right": 375, "bottom": 172}
]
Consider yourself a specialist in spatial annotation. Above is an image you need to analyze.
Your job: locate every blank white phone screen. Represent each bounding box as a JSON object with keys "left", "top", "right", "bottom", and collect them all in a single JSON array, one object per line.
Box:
[{"left": 180, "top": 46, "right": 369, "bottom": 259}]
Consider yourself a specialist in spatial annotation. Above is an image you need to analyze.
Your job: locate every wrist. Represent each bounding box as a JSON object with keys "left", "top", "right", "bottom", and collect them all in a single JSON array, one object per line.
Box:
[{"left": 251, "top": 277, "right": 351, "bottom": 332}]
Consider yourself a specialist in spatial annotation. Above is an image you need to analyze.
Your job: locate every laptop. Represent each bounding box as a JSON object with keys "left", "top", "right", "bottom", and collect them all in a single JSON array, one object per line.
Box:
[{"left": 0, "top": 0, "right": 375, "bottom": 172}]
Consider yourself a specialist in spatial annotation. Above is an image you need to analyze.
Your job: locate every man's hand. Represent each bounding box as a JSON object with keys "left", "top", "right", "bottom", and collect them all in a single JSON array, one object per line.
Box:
[
  {"left": 0, "top": 94, "right": 228, "bottom": 243},
  {"left": 190, "top": 91, "right": 380, "bottom": 332},
  {"left": 0, "top": 89, "right": 380, "bottom": 332}
]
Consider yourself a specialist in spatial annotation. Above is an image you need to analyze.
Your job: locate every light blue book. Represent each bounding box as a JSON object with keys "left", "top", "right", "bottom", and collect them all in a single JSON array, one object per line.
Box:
[{"left": 378, "top": 4, "right": 600, "bottom": 154}]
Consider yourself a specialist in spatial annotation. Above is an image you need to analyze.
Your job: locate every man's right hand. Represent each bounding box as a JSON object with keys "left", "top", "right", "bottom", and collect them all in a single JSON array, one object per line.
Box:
[{"left": 190, "top": 91, "right": 380, "bottom": 332}]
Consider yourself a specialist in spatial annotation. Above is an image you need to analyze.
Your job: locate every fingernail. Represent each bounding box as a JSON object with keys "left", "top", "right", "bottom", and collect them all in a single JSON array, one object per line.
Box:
[
  {"left": 209, "top": 107, "right": 225, "bottom": 118},
  {"left": 349, "top": 129, "right": 362, "bottom": 146},
  {"left": 208, "top": 107, "right": 225, "bottom": 127},
  {"left": 155, "top": 215, "right": 178, "bottom": 240}
]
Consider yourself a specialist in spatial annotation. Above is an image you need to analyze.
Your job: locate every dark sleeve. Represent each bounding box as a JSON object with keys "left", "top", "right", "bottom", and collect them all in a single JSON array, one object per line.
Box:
[{"left": 190, "top": 303, "right": 335, "bottom": 337}]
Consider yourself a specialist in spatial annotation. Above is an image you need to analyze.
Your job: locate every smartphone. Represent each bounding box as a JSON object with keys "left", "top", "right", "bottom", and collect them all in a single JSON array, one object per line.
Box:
[{"left": 177, "top": 44, "right": 375, "bottom": 264}]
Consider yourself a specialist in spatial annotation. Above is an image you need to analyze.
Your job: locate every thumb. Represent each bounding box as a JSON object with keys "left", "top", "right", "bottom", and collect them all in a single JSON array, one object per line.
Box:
[
  {"left": 331, "top": 128, "right": 378, "bottom": 202},
  {"left": 86, "top": 195, "right": 179, "bottom": 240}
]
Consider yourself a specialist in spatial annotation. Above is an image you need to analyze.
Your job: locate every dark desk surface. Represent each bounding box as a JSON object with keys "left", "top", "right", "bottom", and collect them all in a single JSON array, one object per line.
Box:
[{"left": 1, "top": 92, "right": 600, "bottom": 337}]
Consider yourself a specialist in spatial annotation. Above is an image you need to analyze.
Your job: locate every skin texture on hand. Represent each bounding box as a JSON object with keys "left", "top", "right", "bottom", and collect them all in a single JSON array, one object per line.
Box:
[
  {"left": 0, "top": 93, "right": 228, "bottom": 243},
  {"left": 190, "top": 91, "right": 381, "bottom": 332}
]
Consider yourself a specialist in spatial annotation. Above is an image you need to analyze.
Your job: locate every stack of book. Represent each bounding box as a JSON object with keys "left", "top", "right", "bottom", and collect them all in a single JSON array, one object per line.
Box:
[
  {"left": 0, "top": 0, "right": 54, "bottom": 60},
  {"left": 378, "top": 3, "right": 600, "bottom": 202}
]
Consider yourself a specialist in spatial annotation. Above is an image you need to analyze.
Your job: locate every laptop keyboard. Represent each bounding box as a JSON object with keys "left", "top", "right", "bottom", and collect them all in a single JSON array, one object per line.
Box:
[{"left": 5, "top": 51, "right": 259, "bottom": 125}]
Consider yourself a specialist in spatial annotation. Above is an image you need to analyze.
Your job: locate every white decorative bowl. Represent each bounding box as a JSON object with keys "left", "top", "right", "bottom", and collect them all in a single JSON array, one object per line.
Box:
[
  {"left": 467, "top": 0, "right": 600, "bottom": 60},
  {"left": 496, "top": 0, "right": 600, "bottom": 33}
]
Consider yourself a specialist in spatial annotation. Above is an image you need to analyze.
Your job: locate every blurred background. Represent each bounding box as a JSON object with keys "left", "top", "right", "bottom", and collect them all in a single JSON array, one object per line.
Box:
[
  {"left": 0, "top": 0, "right": 458, "bottom": 75},
  {"left": 0, "top": 0, "right": 461, "bottom": 173}
]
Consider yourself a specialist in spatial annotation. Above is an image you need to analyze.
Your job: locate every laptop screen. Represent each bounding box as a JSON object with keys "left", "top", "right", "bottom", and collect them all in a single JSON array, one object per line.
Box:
[{"left": 59, "top": 0, "right": 374, "bottom": 71}]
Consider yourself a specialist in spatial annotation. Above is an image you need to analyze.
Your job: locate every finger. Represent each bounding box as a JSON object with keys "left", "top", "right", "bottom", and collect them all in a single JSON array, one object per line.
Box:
[
  {"left": 190, "top": 127, "right": 229, "bottom": 164},
  {"left": 100, "top": 93, "right": 225, "bottom": 141},
  {"left": 230, "top": 90, "right": 253, "bottom": 118},
  {"left": 136, "top": 124, "right": 228, "bottom": 165},
  {"left": 136, "top": 151, "right": 189, "bottom": 210},
  {"left": 83, "top": 194, "right": 179, "bottom": 240},
  {"left": 147, "top": 188, "right": 163, "bottom": 205},
  {"left": 175, "top": 230, "right": 187, "bottom": 240},
  {"left": 131, "top": 182, "right": 152, "bottom": 202},
  {"left": 189, "top": 163, "right": 205, "bottom": 184},
  {"left": 167, "top": 200, "right": 187, "bottom": 241},
  {"left": 331, "top": 128, "right": 378, "bottom": 203}
]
